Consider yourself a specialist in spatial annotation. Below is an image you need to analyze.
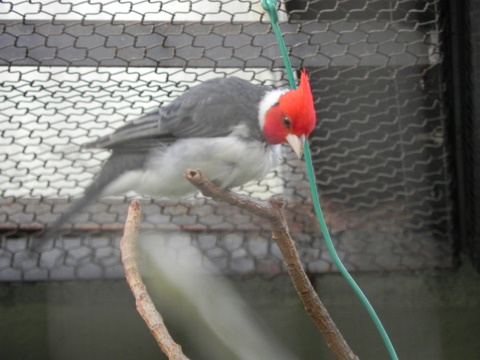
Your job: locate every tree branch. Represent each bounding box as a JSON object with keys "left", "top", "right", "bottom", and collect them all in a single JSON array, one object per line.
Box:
[
  {"left": 185, "top": 169, "right": 359, "bottom": 360},
  {"left": 120, "top": 200, "right": 190, "bottom": 360}
]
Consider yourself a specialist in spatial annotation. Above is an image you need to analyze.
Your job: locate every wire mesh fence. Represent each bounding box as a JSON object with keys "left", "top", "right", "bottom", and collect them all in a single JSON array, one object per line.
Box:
[{"left": 1, "top": 0, "right": 454, "bottom": 281}]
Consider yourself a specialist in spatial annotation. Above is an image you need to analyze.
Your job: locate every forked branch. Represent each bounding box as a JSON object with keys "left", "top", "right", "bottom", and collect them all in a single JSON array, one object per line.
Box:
[
  {"left": 120, "top": 170, "right": 359, "bottom": 360},
  {"left": 185, "top": 169, "right": 359, "bottom": 360}
]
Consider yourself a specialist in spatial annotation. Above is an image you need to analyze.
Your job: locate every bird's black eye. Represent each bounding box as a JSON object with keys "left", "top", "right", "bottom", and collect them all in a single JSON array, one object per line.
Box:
[{"left": 283, "top": 115, "right": 292, "bottom": 129}]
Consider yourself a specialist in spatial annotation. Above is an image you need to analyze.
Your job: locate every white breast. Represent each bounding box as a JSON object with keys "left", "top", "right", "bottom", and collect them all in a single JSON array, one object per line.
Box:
[{"left": 103, "top": 137, "right": 281, "bottom": 198}]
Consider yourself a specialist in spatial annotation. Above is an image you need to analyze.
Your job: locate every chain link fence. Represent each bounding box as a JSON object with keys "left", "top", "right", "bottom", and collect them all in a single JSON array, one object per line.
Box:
[{"left": 0, "top": 0, "right": 454, "bottom": 281}]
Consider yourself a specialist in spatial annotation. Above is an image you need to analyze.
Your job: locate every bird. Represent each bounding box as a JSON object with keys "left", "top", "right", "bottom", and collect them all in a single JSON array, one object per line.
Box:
[{"left": 38, "top": 70, "right": 316, "bottom": 241}]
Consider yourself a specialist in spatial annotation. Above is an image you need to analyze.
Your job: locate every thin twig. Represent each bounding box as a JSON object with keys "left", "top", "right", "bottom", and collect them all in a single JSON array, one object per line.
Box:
[
  {"left": 120, "top": 200, "right": 190, "bottom": 360},
  {"left": 185, "top": 169, "right": 359, "bottom": 360}
]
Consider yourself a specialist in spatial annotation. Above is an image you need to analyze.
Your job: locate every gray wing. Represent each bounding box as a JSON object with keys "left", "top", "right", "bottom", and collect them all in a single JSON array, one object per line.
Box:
[{"left": 87, "top": 77, "right": 269, "bottom": 150}]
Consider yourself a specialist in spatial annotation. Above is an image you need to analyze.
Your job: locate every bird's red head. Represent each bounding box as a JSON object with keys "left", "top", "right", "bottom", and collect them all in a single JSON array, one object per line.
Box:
[{"left": 262, "top": 70, "right": 316, "bottom": 158}]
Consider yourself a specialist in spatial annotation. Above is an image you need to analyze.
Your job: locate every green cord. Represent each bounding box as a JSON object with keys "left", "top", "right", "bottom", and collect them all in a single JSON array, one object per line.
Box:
[
  {"left": 261, "top": 1, "right": 399, "bottom": 359},
  {"left": 304, "top": 145, "right": 399, "bottom": 360}
]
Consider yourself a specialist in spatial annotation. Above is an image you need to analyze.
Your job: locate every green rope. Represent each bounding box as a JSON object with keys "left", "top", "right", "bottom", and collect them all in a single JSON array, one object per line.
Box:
[{"left": 261, "top": 1, "right": 399, "bottom": 359}]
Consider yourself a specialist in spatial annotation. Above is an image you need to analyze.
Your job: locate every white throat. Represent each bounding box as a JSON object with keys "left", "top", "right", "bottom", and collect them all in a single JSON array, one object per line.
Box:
[{"left": 258, "top": 88, "right": 289, "bottom": 129}]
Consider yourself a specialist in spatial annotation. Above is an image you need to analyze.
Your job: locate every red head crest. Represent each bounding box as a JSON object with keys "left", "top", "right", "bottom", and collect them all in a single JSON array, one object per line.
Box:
[
  {"left": 262, "top": 69, "right": 316, "bottom": 157},
  {"left": 278, "top": 69, "right": 316, "bottom": 137}
]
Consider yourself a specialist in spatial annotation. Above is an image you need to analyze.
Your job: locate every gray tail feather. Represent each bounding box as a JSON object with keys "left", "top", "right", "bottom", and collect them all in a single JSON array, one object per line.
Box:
[
  {"left": 32, "top": 151, "right": 146, "bottom": 249},
  {"left": 34, "top": 182, "right": 109, "bottom": 248}
]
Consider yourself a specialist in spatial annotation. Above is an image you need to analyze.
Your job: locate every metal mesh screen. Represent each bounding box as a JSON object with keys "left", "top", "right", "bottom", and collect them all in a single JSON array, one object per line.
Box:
[
  {"left": 464, "top": 0, "right": 480, "bottom": 271},
  {"left": 1, "top": 0, "right": 454, "bottom": 281}
]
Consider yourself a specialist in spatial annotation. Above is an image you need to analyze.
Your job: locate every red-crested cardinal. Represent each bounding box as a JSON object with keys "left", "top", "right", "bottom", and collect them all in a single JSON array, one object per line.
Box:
[{"left": 40, "top": 70, "right": 316, "bottom": 240}]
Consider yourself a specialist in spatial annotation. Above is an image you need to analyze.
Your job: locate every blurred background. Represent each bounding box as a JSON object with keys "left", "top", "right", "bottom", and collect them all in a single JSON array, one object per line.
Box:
[{"left": 1, "top": 1, "right": 480, "bottom": 359}]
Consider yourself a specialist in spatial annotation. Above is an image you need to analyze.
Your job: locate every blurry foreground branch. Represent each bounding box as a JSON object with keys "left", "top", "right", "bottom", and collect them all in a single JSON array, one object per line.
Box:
[{"left": 185, "top": 169, "right": 359, "bottom": 360}]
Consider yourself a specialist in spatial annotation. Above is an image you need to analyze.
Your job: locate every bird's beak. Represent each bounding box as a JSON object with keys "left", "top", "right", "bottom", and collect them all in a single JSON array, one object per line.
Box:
[{"left": 286, "top": 133, "right": 305, "bottom": 159}]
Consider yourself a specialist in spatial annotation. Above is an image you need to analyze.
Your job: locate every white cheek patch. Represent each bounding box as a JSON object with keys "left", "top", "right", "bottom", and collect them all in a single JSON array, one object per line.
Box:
[{"left": 257, "top": 88, "right": 289, "bottom": 129}]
